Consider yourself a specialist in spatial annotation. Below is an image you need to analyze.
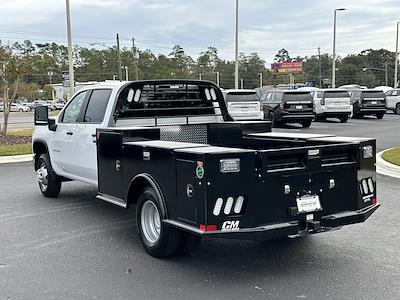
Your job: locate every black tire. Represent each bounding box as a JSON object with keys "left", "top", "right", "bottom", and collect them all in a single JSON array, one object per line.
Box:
[
  {"left": 301, "top": 120, "right": 312, "bottom": 128},
  {"left": 376, "top": 113, "right": 384, "bottom": 120},
  {"left": 269, "top": 112, "right": 276, "bottom": 128},
  {"left": 339, "top": 115, "right": 349, "bottom": 123},
  {"left": 137, "top": 187, "right": 181, "bottom": 257},
  {"left": 177, "top": 232, "right": 202, "bottom": 255},
  {"left": 19, "top": 109, "right": 23, "bottom": 112},
  {"left": 395, "top": 104, "right": 400, "bottom": 115},
  {"left": 36, "top": 153, "right": 61, "bottom": 197}
]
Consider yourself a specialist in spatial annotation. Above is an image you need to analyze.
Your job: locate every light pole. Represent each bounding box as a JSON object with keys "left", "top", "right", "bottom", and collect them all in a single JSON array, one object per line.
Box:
[
  {"left": 47, "top": 70, "right": 53, "bottom": 85},
  {"left": 258, "top": 73, "right": 263, "bottom": 87},
  {"left": 123, "top": 66, "right": 129, "bottom": 81},
  {"left": 234, "top": 0, "right": 239, "bottom": 89},
  {"left": 318, "top": 47, "right": 322, "bottom": 87},
  {"left": 395, "top": 21, "right": 400, "bottom": 88},
  {"left": 65, "top": 0, "right": 75, "bottom": 98},
  {"left": 363, "top": 63, "right": 388, "bottom": 86},
  {"left": 216, "top": 71, "right": 220, "bottom": 86},
  {"left": 332, "top": 8, "right": 346, "bottom": 88}
]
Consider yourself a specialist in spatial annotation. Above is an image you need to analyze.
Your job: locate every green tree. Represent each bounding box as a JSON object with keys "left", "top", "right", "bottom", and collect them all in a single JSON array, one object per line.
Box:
[
  {"left": 0, "top": 43, "right": 33, "bottom": 134},
  {"left": 274, "top": 48, "right": 291, "bottom": 62}
]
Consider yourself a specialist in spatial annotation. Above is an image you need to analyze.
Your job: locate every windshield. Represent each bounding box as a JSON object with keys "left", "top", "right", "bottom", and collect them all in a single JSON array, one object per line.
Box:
[{"left": 226, "top": 92, "right": 259, "bottom": 102}]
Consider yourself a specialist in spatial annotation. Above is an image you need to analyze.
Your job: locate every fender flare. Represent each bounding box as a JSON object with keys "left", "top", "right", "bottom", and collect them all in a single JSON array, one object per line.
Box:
[
  {"left": 128, "top": 173, "right": 168, "bottom": 219},
  {"left": 32, "top": 139, "right": 50, "bottom": 168}
]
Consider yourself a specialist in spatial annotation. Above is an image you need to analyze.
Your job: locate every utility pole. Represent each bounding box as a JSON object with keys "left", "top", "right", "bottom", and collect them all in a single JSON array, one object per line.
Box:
[
  {"left": 199, "top": 73, "right": 202, "bottom": 80},
  {"left": 65, "top": 0, "right": 75, "bottom": 98},
  {"left": 240, "top": 78, "right": 244, "bottom": 89},
  {"left": 216, "top": 71, "right": 220, "bottom": 86},
  {"left": 116, "top": 33, "right": 122, "bottom": 81},
  {"left": 395, "top": 21, "right": 399, "bottom": 88},
  {"left": 234, "top": 0, "right": 239, "bottom": 89},
  {"left": 132, "top": 37, "right": 139, "bottom": 81},
  {"left": 385, "top": 61, "right": 388, "bottom": 86},
  {"left": 318, "top": 47, "right": 322, "bottom": 87},
  {"left": 259, "top": 73, "right": 263, "bottom": 88}
]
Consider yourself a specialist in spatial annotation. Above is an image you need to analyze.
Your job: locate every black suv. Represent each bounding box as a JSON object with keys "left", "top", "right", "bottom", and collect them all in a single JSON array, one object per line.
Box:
[
  {"left": 260, "top": 90, "right": 315, "bottom": 127},
  {"left": 349, "top": 89, "right": 386, "bottom": 119}
]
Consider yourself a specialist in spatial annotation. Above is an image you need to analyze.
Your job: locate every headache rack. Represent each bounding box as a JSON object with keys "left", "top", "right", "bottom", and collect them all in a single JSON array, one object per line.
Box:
[{"left": 115, "top": 81, "right": 228, "bottom": 124}]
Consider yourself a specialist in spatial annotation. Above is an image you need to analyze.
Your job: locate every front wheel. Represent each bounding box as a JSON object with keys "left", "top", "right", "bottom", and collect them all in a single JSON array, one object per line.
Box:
[
  {"left": 395, "top": 104, "right": 400, "bottom": 115},
  {"left": 339, "top": 115, "right": 349, "bottom": 123},
  {"left": 137, "top": 187, "right": 182, "bottom": 257},
  {"left": 36, "top": 153, "right": 61, "bottom": 197},
  {"left": 268, "top": 112, "right": 276, "bottom": 128},
  {"left": 301, "top": 120, "right": 312, "bottom": 128},
  {"left": 19, "top": 109, "right": 23, "bottom": 112},
  {"left": 376, "top": 113, "right": 384, "bottom": 119}
]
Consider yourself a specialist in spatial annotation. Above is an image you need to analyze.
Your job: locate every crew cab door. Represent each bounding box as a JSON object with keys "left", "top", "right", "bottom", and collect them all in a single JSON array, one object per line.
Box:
[
  {"left": 51, "top": 90, "right": 89, "bottom": 175},
  {"left": 74, "top": 89, "right": 112, "bottom": 182}
]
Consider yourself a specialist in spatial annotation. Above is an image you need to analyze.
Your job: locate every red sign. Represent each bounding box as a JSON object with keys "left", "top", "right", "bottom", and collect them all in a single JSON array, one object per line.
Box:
[{"left": 271, "top": 61, "right": 303, "bottom": 74}]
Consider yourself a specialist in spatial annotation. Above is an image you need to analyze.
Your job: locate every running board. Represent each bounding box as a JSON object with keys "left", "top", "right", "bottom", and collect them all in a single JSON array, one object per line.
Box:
[{"left": 96, "top": 194, "right": 127, "bottom": 208}]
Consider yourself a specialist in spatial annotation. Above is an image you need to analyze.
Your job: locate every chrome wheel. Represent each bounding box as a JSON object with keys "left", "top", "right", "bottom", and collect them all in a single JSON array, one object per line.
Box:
[
  {"left": 141, "top": 200, "right": 161, "bottom": 245},
  {"left": 36, "top": 162, "right": 49, "bottom": 192}
]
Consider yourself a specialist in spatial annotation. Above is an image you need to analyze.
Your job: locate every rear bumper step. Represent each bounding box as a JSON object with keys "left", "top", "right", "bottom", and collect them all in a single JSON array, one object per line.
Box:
[
  {"left": 320, "top": 203, "right": 380, "bottom": 227},
  {"left": 163, "top": 203, "right": 380, "bottom": 241}
]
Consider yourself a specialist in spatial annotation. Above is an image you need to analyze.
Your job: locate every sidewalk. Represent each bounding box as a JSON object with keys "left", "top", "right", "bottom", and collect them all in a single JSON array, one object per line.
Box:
[
  {"left": 376, "top": 149, "right": 400, "bottom": 179},
  {"left": 0, "top": 154, "right": 33, "bottom": 164}
]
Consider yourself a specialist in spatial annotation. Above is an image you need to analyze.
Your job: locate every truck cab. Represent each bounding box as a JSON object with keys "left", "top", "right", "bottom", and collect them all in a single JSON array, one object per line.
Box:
[{"left": 33, "top": 80, "right": 380, "bottom": 258}]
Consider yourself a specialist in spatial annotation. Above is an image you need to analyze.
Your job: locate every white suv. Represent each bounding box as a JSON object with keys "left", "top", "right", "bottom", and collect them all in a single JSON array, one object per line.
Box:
[
  {"left": 311, "top": 89, "right": 352, "bottom": 122},
  {"left": 222, "top": 89, "right": 263, "bottom": 121},
  {"left": 385, "top": 89, "right": 400, "bottom": 114}
]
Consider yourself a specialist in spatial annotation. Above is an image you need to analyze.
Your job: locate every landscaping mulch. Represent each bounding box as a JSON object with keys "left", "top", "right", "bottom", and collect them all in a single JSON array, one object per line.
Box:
[{"left": 0, "top": 133, "right": 32, "bottom": 146}]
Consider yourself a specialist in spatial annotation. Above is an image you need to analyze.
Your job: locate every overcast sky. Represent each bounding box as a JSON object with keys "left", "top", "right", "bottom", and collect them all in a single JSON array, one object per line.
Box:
[{"left": 0, "top": 0, "right": 399, "bottom": 65}]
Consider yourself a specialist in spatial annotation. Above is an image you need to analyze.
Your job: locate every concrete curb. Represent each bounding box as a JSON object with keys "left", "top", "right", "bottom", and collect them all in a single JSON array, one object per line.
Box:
[
  {"left": 376, "top": 149, "right": 400, "bottom": 179},
  {"left": 0, "top": 154, "right": 33, "bottom": 164}
]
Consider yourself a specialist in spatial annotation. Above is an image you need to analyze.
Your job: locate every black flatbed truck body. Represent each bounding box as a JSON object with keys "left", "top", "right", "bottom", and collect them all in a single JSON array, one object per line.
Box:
[{"left": 96, "top": 122, "right": 379, "bottom": 240}]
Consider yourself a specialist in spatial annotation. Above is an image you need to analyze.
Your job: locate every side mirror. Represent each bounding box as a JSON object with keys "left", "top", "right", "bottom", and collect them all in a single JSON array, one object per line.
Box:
[
  {"left": 48, "top": 118, "right": 57, "bottom": 132},
  {"left": 34, "top": 106, "right": 49, "bottom": 125}
]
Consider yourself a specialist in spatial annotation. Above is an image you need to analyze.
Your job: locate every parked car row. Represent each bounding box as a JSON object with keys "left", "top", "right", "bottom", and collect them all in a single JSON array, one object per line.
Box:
[
  {"left": 0, "top": 100, "right": 66, "bottom": 113},
  {"left": 0, "top": 103, "right": 31, "bottom": 112},
  {"left": 224, "top": 86, "right": 393, "bottom": 128}
]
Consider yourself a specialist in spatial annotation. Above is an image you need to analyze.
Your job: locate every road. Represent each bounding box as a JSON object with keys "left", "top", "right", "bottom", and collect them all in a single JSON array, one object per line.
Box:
[
  {"left": 0, "top": 112, "right": 59, "bottom": 130},
  {"left": 0, "top": 115, "right": 400, "bottom": 299}
]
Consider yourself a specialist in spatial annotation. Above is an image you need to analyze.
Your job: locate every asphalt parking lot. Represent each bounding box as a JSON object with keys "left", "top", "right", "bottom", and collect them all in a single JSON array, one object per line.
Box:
[{"left": 0, "top": 115, "right": 400, "bottom": 299}]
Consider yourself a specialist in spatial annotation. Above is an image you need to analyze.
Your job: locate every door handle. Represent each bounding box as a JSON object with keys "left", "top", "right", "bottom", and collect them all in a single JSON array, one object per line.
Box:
[{"left": 66, "top": 131, "right": 73, "bottom": 136}]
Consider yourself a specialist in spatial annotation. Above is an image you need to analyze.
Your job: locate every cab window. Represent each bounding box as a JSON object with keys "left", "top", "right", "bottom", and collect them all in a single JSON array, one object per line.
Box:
[
  {"left": 61, "top": 91, "right": 88, "bottom": 123},
  {"left": 83, "top": 89, "right": 111, "bottom": 123}
]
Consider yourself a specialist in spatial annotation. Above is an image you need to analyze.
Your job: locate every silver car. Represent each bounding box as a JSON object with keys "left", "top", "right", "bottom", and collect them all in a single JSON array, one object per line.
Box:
[{"left": 385, "top": 89, "right": 400, "bottom": 114}]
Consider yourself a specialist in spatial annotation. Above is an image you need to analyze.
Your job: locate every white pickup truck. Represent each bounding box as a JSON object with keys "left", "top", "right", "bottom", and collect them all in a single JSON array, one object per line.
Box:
[{"left": 32, "top": 80, "right": 379, "bottom": 257}]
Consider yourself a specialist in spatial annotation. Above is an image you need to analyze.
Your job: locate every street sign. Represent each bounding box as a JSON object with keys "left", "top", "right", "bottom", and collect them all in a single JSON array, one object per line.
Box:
[{"left": 62, "top": 71, "right": 70, "bottom": 88}]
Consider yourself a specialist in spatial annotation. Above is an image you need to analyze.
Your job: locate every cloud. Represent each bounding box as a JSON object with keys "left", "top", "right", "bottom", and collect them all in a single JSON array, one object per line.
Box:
[{"left": 0, "top": 0, "right": 398, "bottom": 63}]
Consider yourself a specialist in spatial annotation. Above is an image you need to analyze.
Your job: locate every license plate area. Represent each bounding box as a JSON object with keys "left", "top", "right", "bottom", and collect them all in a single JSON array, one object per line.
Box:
[
  {"left": 371, "top": 101, "right": 377, "bottom": 105},
  {"left": 296, "top": 194, "right": 322, "bottom": 213},
  {"left": 296, "top": 105, "right": 303, "bottom": 110}
]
